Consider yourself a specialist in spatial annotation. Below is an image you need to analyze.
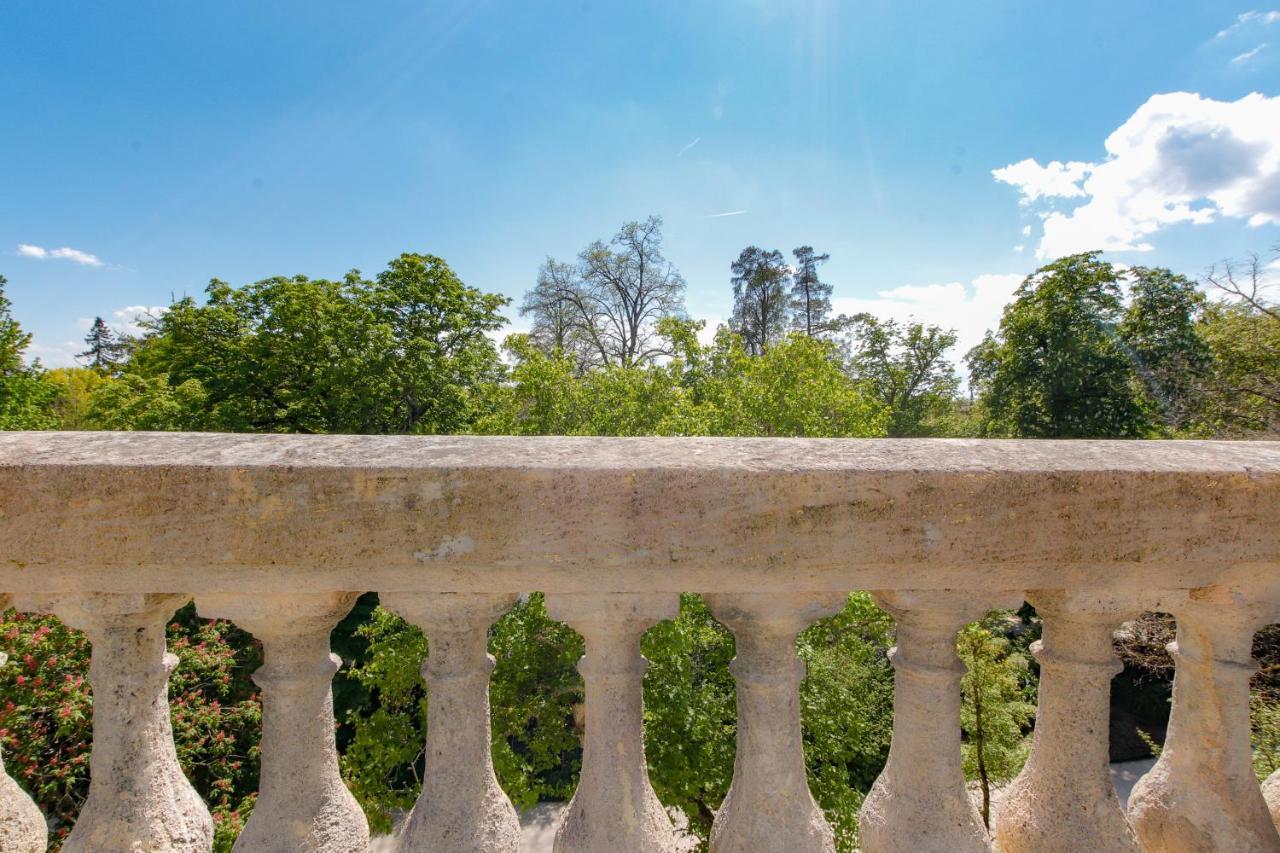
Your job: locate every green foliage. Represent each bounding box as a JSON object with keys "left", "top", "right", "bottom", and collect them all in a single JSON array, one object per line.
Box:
[
  {"left": 730, "top": 247, "right": 791, "bottom": 355},
  {"left": 1193, "top": 300, "right": 1280, "bottom": 436},
  {"left": 844, "top": 316, "right": 961, "bottom": 436},
  {"left": 337, "top": 605, "right": 429, "bottom": 832},
  {"left": 479, "top": 323, "right": 889, "bottom": 439},
  {"left": 85, "top": 373, "right": 209, "bottom": 431},
  {"left": 129, "top": 255, "right": 507, "bottom": 434},
  {"left": 967, "top": 252, "right": 1148, "bottom": 437},
  {"left": 0, "top": 274, "right": 60, "bottom": 430},
  {"left": 489, "top": 594, "right": 584, "bottom": 809},
  {"left": 799, "top": 593, "right": 896, "bottom": 851},
  {"left": 641, "top": 595, "right": 737, "bottom": 840},
  {"left": 1118, "top": 267, "right": 1211, "bottom": 433},
  {"left": 1252, "top": 692, "right": 1280, "bottom": 781},
  {"left": 44, "top": 367, "right": 112, "bottom": 430},
  {"left": 958, "top": 618, "right": 1035, "bottom": 828},
  {"left": 340, "top": 595, "right": 586, "bottom": 831},
  {"left": 790, "top": 246, "right": 834, "bottom": 337},
  {"left": 0, "top": 603, "right": 261, "bottom": 847}
]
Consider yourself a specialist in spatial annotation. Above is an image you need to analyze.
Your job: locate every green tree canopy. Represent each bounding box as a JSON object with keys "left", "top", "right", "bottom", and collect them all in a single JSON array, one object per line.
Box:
[
  {"left": 845, "top": 316, "right": 960, "bottom": 436},
  {"left": 124, "top": 255, "right": 507, "bottom": 434},
  {"left": 0, "top": 274, "right": 59, "bottom": 429},
  {"left": 966, "top": 252, "right": 1147, "bottom": 438},
  {"left": 1118, "top": 267, "right": 1211, "bottom": 433}
]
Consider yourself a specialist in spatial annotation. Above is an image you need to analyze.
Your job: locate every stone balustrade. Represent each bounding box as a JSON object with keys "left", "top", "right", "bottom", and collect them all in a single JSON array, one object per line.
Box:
[{"left": 0, "top": 432, "right": 1278, "bottom": 852}]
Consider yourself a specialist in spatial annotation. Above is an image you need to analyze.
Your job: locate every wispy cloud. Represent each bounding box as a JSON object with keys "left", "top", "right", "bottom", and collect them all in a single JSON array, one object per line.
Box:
[
  {"left": 16, "top": 243, "right": 105, "bottom": 267},
  {"left": 1216, "top": 10, "right": 1280, "bottom": 39},
  {"left": 702, "top": 209, "right": 747, "bottom": 218},
  {"left": 1232, "top": 43, "right": 1268, "bottom": 64},
  {"left": 677, "top": 137, "right": 701, "bottom": 157}
]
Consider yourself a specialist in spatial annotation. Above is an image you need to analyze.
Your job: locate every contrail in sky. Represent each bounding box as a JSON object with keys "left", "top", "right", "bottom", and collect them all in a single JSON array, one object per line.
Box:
[
  {"left": 677, "top": 137, "right": 700, "bottom": 156},
  {"left": 703, "top": 210, "right": 747, "bottom": 218}
]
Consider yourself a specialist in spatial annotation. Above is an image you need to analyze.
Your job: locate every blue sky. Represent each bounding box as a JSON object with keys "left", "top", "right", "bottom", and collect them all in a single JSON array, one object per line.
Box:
[{"left": 3, "top": 1, "right": 1279, "bottom": 366}]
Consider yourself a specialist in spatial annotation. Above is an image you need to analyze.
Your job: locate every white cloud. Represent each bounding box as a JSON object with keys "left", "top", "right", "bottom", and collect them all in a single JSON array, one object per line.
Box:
[
  {"left": 831, "top": 272, "right": 1025, "bottom": 364},
  {"left": 1232, "top": 43, "right": 1269, "bottom": 64},
  {"left": 1013, "top": 244, "right": 1025, "bottom": 253},
  {"left": 111, "top": 305, "right": 165, "bottom": 337},
  {"left": 992, "top": 159, "right": 1091, "bottom": 202},
  {"left": 16, "top": 243, "right": 105, "bottom": 267},
  {"left": 677, "top": 137, "right": 701, "bottom": 157},
  {"left": 1021, "top": 225, "right": 1032, "bottom": 236},
  {"left": 24, "top": 340, "right": 81, "bottom": 369},
  {"left": 1216, "top": 10, "right": 1280, "bottom": 39},
  {"left": 993, "top": 92, "right": 1280, "bottom": 259}
]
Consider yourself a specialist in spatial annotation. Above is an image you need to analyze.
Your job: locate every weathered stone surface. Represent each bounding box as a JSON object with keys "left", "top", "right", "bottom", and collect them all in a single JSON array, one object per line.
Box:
[
  {"left": 858, "top": 589, "right": 1022, "bottom": 853},
  {"left": 995, "top": 591, "right": 1139, "bottom": 853},
  {"left": 546, "top": 593, "right": 680, "bottom": 853},
  {"left": 1, "top": 434, "right": 1277, "bottom": 595},
  {"left": 703, "top": 593, "right": 844, "bottom": 853},
  {"left": 0, "top": 596, "right": 47, "bottom": 853},
  {"left": 1264, "top": 769, "right": 1280, "bottom": 833},
  {"left": 380, "top": 592, "right": 521, "bottom": 853},
  {"left": 1128, "top": 589, "right": 1280, "bottom": 852},
  {"left": 17, "top": 593, "right": 213, "bottom": 853},
  {"left": 197, "top": 592, "right": 369, "bottom": 853}
]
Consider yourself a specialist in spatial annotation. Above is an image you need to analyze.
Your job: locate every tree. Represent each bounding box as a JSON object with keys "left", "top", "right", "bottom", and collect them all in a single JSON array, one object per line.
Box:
[
  {"left": 1193, "top": 301, "right": 1280, "bottom": 436},
  {"left": 958, "top": 619, "right": 1035, "bottom": 829},
  {"left": 1204, "top": 243, "right": 1280, "bottom": 325},
  {"left": 85, "top": 373, "right": 209, "bottom": 431},
  {"left": 791, "top": 246, "right": 833, "bottom": 336},
  {"left": 1192, "top": 245, "right": 1280, "bottom": 436},
  {"left": 846, "top": 316, "right": 960, "bottom": 436},
  {"left": 77, "top": 317, "right": 125, "bottom": 374},
  {"left": 0, "top": 274, "right": 59, "bottom": 429},
  {"left": 361, "top": 253, "right": 509, "bottom": 433},
  {"left": 131, "top": 255, "right": 508, "bottom": 434},
  {"left": 575, "top": 216, "right": 687, "bottom": 367},
  {"left": 730, "top": 247, "right": 790, "bottom": 355},
  {"left": 1117, "top": 267, "right": 1211, "bottom": 434},
  {"left": 966, "top": 252, "right": 1147, "bottom": 437},
  {"left": 521, "top": 258, "right": 593, "bottom": 367},
  {"left": 45, "top": 367, "right": 112, "bottom": 430}
]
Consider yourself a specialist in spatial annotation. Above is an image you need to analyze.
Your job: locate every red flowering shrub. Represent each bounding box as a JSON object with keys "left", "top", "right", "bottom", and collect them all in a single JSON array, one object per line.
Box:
[{"left": 0, "top": 603, "right": 263, "bottom": 849}]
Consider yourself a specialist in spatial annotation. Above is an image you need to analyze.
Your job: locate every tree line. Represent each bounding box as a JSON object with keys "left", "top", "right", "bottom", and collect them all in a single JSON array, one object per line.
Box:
[{"left": 0, "top": 217, "right": 1277, "bottom": 851}]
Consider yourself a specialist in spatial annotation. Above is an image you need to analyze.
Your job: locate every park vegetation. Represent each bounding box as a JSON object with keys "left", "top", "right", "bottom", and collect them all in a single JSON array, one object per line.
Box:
[{"left": 1, "top": 220, "right": 1278, "bottom": 850}]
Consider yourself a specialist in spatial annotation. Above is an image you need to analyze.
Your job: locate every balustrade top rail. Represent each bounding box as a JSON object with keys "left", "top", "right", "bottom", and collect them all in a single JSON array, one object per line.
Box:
[{"left": 1, "top": 432, "right": 1277, "bottom": 594}]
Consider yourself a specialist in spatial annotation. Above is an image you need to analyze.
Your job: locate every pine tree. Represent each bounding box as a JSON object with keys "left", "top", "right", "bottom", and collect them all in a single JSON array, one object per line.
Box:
[
  {"left": 78, "top": 316, "right": 124, "bottom": 373},
  {"left": 730, "top": 246, "right": 790, "bottom": 355},
  {"left": 790, "top": 246, "right": 832, "bottom": 336}
]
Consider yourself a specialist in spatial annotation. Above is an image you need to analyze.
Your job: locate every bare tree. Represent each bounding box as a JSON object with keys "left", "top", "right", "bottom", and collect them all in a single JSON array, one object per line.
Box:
[
  {"left": 1204, "top": 243, "right": 1280, "bottom": 324},
  {"left": 521, "top": 258, "right": 600, "bottom": 368},
  {"left": 575, "top": 216, "right": 687, "bottom": 367}
]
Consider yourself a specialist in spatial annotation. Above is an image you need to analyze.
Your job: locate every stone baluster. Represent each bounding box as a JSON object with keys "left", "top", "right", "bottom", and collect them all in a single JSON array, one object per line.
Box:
[
  {"left": 858, "top": 589, "right": 1022, "bottom": 853},
  {"left": 1265, "top": 769, "right": 1280, "bottom": 833},
  {"left": 1128, "top": 589, "right": 1280, "bottom": 851},
  {"left": 380, "top": 592, "right": 521, "bottom": 853},
  {"left": 198, "top": 592, "right": 369, "bottom": 853},
  {"left": 20, "top": 593, "right": 213, "bottom": 852},
  {"left": 0, "top": 595, "right": 48, "bottom": 853},
  {"left": 703, "top": 592, "right": 845, "bottom": 853},
  {"left": 545, "top": 593, "right": 681, "bottom": 853},
  {"left": 994, "top": 590, "right": 1138, "bottom": 853}
]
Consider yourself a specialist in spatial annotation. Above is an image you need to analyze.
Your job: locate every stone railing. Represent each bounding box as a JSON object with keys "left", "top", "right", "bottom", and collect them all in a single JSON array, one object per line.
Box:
[{"left": 0, "top": 432, "right": 1278, "bottom": 853}]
